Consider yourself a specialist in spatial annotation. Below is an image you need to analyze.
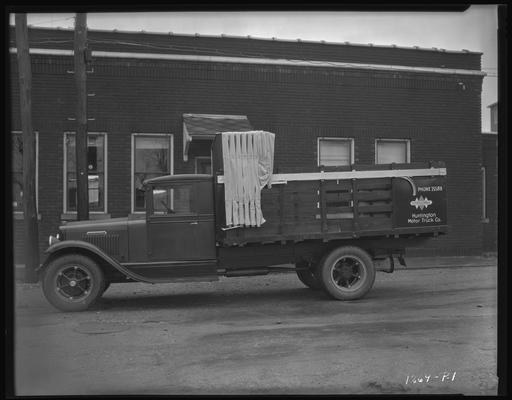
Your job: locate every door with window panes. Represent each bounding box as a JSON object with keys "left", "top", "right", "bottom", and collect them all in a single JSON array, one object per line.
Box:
[
  {"left": 64, "top": 133, "right": 106, "bottom": 213},
  {"left": 147, "top": 179, "right": 215, "bottom": 261}
]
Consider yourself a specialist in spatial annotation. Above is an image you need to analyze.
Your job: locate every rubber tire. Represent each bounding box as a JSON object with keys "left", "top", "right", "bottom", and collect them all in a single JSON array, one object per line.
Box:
[
  {"left": 42, "top": 254, "right": 105, "bottom": 312},
  {"left": 317, "top": 246, "right": 375, "bottom": 301},
  {"left": 296, "top": 263, "right": 322, "bottom": 290}
]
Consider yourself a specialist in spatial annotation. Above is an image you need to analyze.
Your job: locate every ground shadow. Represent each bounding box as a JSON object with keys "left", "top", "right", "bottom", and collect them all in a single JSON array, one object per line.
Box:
[{"left": 96, "top": 286, "right": 327, "bottom": 312}]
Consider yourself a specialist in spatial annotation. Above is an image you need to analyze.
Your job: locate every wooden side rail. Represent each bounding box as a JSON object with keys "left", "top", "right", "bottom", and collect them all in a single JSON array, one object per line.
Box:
[{"left": 216, "top": 167, "right": 447, "bottom": 185}]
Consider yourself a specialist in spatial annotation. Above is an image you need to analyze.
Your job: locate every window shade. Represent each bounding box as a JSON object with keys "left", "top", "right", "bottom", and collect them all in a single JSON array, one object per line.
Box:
[
  {"left": 319, "top": 139, "right": 351, "bottom": 166},
  {"left": 376, "top": 140, "right": 408, "bottom": 164}
]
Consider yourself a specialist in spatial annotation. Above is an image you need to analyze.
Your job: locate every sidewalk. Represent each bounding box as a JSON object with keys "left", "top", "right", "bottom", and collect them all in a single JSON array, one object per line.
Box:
[
  {"left": 14, "top": 255, "right": 497, "bottom": 282},
  {"left": 400, "top": 255, "right": 497, "bottom": 269}
]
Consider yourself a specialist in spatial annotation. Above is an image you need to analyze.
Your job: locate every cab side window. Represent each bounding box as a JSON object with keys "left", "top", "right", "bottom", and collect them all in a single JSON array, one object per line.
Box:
[{"left": 152, "top": 184, "right": 194, "bottom": 215}]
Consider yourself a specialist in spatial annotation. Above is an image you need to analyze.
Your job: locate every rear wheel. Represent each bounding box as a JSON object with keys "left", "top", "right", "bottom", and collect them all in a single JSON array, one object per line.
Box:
[
  {"left": 296, "top": 262, "right": 322, "bottom": 290},
  {"left": 42, "top": 254, "right": 105, "bottom": 312},
  {"left": 318, "top": 246, "right": 375, "bottom": 300}
]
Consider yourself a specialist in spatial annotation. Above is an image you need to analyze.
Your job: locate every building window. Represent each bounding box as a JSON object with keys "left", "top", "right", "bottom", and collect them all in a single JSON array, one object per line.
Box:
[
  {"left": 12, "top": 131, "right": 38, "bottom": 213},
  {"left": 195, "top": 156, "right": 212, "bottom": 174},
  {"left": 375, "top": 139, "right": 410, "bottom": 164},
  {"left": 64, "top": 132, "right": 107, "bottom": 213},
  {"left": 318, "top": 138, "right": 354, "bottom": 167},
  {"left": 132, "top": 134, "right": 173, "bottom": 212},
  {"left": 481, "top": 166, "right": 487, "bottom": 221},
  {"left": 491, "top": 107, "right": 498, "bottom": 132}
]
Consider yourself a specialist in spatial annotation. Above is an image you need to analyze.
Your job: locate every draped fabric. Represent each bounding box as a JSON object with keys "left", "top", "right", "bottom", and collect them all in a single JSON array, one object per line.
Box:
[{"left": 221, "top": 131, "right": 275, "bottom": 227}]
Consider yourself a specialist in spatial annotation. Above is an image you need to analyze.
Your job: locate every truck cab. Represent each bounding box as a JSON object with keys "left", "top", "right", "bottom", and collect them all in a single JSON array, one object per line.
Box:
[
  {"left": 41, "top": 174, "right": 220, "bottom": 311},
  {"left": 144, "top": 174, "right": 216, "bottom": 262}
]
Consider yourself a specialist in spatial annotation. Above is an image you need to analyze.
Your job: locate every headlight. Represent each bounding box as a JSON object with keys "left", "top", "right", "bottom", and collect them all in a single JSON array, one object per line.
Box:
[{"left": 48, "top": 234, "right": 60, "bottom": 246}]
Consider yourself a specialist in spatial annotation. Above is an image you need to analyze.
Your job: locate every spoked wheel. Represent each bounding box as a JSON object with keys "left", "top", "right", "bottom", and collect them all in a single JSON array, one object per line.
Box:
[
  {"left": 42, "top": 254, "right": 105, "bottom": 312},
  {"left": 318, "top": 246, "right": 375, "bottom": 300},
  {"left": 296, "top": 262, "right": 322, "bottom": 290}
]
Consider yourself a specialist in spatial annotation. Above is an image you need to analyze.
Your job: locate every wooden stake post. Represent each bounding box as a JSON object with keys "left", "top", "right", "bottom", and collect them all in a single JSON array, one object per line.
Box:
[
  {"left": 74, "top": 13, "right": 89, "bottom": 220},
  {"left": 15, "top": 14, "right": 39, "bottom": 282}
]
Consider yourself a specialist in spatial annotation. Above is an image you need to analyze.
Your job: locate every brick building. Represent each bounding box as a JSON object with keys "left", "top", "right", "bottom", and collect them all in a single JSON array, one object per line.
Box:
[
  {"left": 9, "top": 26, "right": 491, "bottom": 262},
  {"left": 481, "top": 103, "right": 498, "bottom": 254}
]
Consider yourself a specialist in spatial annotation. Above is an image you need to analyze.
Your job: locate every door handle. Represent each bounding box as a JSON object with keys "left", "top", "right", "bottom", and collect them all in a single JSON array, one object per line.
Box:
[{"left": 190, "top": 221, "right": 198, "bottom": 225}]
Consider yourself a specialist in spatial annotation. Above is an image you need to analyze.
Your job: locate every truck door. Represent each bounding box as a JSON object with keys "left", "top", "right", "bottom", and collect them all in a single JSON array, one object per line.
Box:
[{"left": 147, "top": 179, "right": 216, "bottom": 261}]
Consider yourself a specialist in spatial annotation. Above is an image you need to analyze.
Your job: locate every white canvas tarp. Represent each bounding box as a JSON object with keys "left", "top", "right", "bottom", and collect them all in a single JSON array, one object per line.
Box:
[{"left": 221, "top": 131, "right": 275, "bottom": 227}]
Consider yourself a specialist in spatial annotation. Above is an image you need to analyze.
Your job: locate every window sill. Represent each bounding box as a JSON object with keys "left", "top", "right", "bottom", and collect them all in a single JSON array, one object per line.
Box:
[
  {"left": 13, "top": 213, "right": 42, "bottom": 220},
  {"left": 61, "top": 213, "right": 111, "bottom": 221},
  {"left": 129, "top": 213, "right": 146, "bottom": 219}
]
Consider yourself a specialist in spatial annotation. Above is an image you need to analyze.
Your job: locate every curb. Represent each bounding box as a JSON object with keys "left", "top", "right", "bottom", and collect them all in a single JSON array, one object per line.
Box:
[
  {"left": 393, "top": 263, "right": 497, "bottom": 271},
  {"left": 401, "top": 256, "right": 497, "bottom": 270}
]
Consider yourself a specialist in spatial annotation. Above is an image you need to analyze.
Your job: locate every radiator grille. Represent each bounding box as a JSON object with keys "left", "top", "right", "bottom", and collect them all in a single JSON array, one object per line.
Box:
[{"left": 82, "top": 233, "right": 120, "bottom": 255}]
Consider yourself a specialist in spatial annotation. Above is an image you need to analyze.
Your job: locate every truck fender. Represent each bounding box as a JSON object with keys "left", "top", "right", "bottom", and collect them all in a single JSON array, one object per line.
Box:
[{"left": 39, "top": 240, "right": 153, "bottom": 283}]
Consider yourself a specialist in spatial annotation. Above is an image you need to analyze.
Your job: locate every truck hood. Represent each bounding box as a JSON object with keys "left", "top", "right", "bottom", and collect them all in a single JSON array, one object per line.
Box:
[{"left": 60, "top": 217, "right": 129, "bottom": 234}]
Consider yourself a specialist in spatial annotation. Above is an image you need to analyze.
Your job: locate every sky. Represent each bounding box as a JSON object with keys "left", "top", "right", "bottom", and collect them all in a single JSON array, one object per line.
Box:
[{"left": 10, "top": 6, "right": 498, "bottom": 131}]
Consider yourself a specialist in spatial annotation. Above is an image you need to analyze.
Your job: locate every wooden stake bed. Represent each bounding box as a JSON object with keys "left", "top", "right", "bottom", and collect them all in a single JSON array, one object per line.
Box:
[
  {"left": 213, "top": 164, "right": 447, "bottom": 247},
  {"left": 211, "top": 135, "right": 448, "bottom": 247}
]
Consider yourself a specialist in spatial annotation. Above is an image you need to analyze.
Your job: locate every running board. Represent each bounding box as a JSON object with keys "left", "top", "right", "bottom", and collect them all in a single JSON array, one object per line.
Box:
[{"left": 224, "top": 268, "right": 270, "bottom": 277}]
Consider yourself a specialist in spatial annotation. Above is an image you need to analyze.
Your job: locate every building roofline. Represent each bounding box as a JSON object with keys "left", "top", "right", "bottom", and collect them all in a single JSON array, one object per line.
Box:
[
  {"left": 18, "top": 25, "right": 484, "bottom": 55},
  {"left": 9, "top": 48, "right": 486, "bottom": 77}
]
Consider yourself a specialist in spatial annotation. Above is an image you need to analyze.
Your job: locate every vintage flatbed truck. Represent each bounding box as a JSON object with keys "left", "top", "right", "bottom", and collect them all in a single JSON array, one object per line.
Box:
[{"left": 39, "top": 131, "right": 448, "bottom": 312}]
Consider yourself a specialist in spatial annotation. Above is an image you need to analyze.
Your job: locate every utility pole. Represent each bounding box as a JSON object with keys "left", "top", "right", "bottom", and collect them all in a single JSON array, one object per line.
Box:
[
  {"left": 74, "top": 13, "right": 89, "bottom": 220},
  {"left": 15, "top": 14, "right": 39, "bottom": 283}
]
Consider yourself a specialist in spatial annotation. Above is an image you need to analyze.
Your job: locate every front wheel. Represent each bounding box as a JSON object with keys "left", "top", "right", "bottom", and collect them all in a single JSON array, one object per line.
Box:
[
  {"left": 318, "top": 246, "right": 375, "bottom": 300},
  {"left": 42, "top": 254, "right": 105, "bottom": 312}
]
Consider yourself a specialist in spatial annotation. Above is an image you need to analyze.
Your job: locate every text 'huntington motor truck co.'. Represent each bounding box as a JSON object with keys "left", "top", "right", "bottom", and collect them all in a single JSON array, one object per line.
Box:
[{"left": 40, "top": 130, "right": 447, "bottom": 311}]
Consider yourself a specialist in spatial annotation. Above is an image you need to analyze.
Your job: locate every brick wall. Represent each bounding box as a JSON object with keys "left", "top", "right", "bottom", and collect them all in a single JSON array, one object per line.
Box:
[{"left": 10, "top": 45, "right": 484, "bottom": 262}]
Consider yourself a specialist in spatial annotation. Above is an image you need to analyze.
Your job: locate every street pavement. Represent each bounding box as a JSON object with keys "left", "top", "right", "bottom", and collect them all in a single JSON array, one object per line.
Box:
[{"left": 13, "top": 264, "right": 498, "bottom": 395}]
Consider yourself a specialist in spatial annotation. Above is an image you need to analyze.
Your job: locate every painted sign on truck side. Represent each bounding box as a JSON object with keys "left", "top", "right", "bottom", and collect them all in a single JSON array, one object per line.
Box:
[{"left": 394, "top": 176, "right": 447, "bottom": 228}]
